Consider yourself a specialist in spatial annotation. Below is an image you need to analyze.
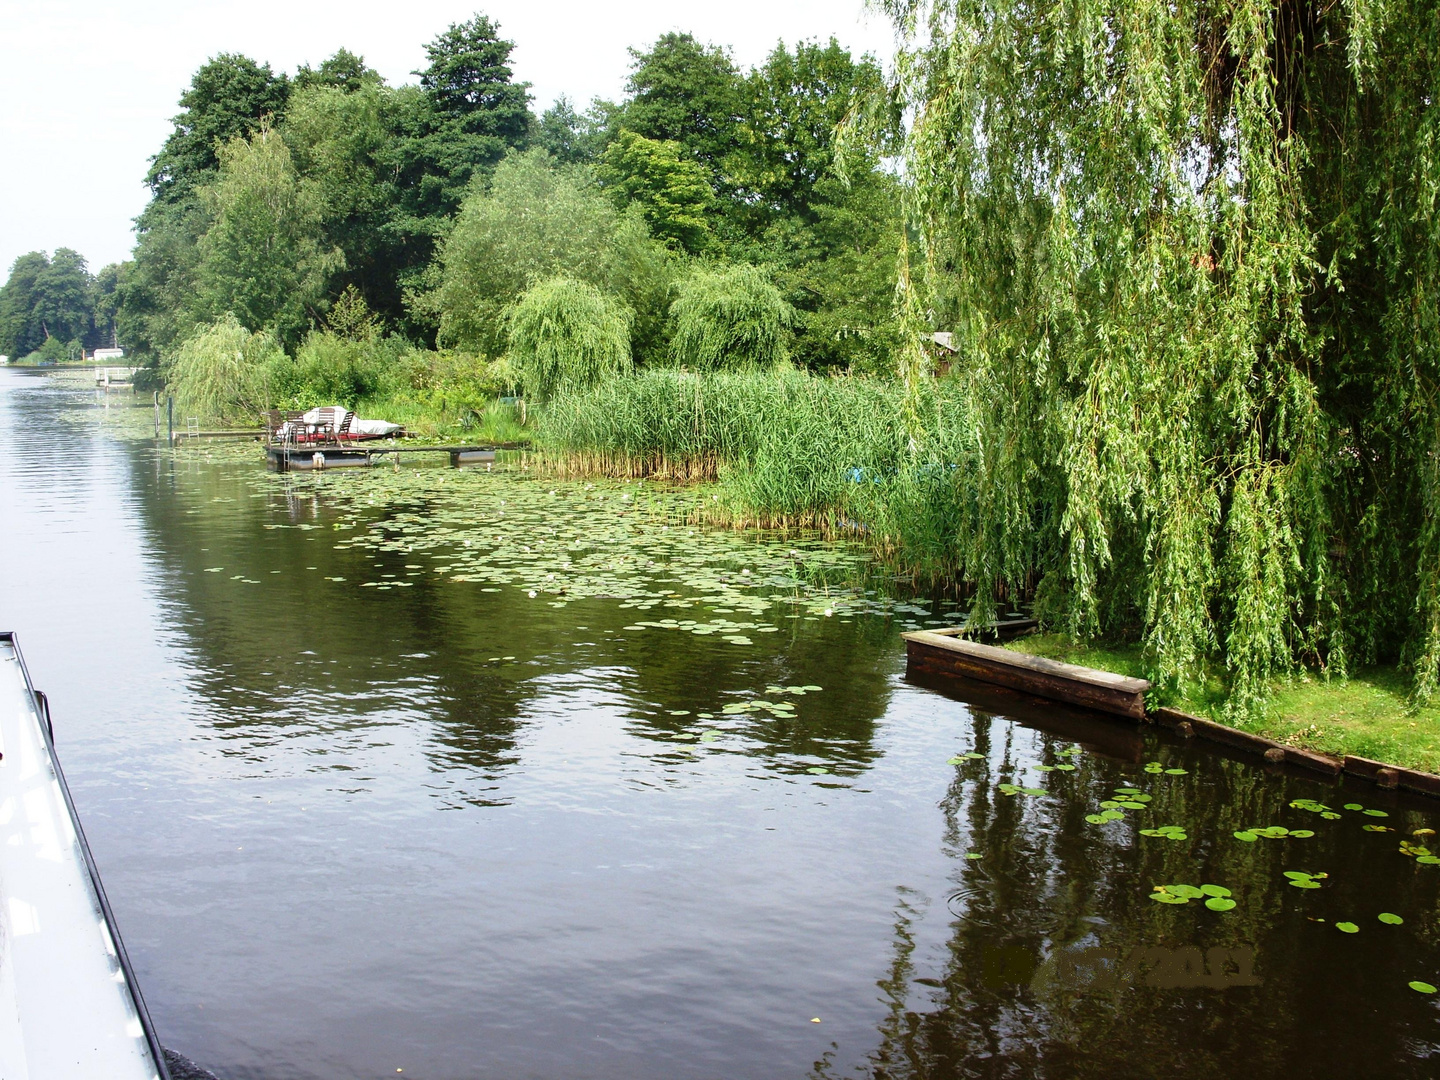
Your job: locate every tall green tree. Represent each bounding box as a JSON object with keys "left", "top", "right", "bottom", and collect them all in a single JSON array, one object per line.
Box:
[
  {"left": 145, "top": 53, "right": 290, "bottom": 205},
  {"left": 618, "top": 33, "right": 742, "bottom": 179},
  {"left": 886, "top": 0, "right": 1440, "bottom": 708},
  {"left": 537, "top": 96, "right": 612, "bottom": 165},
  {"left": 283, "top": 81, "right": 405, "bottom": 322},
  {"left": 387, "top": 14, "right": 534, "bottom": 338},
  {"left": 194, "top": 127, "right": 340, "bottom": 344},
  {"left": 0, "top": 250, "right": 94, "bottom": 357},
  {"left": 294, "top": 47, "right": 382, "bottom": 93},
  {"left": 597, "top": 131, "right": 713, "bottom": 253},
  {"left": 434, "top": 149, "right": 666, "bottom": 358}
]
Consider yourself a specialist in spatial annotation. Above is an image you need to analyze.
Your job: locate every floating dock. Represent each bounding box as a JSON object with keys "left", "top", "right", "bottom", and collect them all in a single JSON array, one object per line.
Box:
[
  {"left": 902, "top": 627, "right": 1151, "bottom": 720},
  {"left": 265, "top": 443, "right": 503, "bottom": 472},
  {"left": 0, "top": 633, "right": 169, "bottom": 1078}
]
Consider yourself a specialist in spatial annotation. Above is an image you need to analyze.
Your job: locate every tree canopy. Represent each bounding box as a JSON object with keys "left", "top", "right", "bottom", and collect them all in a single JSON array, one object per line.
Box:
[{"left": 885, "top": 0, "right": 1440, "bottom": 706}]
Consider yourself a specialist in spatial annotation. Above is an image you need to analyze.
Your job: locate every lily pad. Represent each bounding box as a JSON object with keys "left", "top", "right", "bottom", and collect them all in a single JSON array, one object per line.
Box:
[
  {"left": 1379, "top": 913, "right": 1404, "bottom": 925},
  {"left": 1410, "top": 981, "right": 1438, "bottom": 994},
  {"left": 965, "top": 852, "right": 983, "bottom": 860},
  {"left": 1344, "top": 803, "right": 1364, "bottom": 811},
  {"left": 1418, "top": 855, "right": 1440, "bottom": 865},
  {"left": 1363, "top": 809, "right": 1390, "bottom": 818},
  {"left": 1201, "top": 884, "right": 1232, "bottom": 897},
  {"left": 1164, "top": 768, "right": 1188, "bottom": 775},
  {"left": 1205, "top": 897, "right": 1237, "bottom": 911},
  {"left": 1336, "top": 922, "right": 1359, "bottom": 934},
  {"left": 806, "top": 766, "right": 830, "bottom": 775},
  {"left": 1085, "top": 813, "right": 1108, "bottom": 825},
  {"left": 1168, "top": 884, "right": 1205, "bottom": 899},
  {"left": 1289, "top": 829, "right": 1315, "bottom": 838},
  {"left": 1150, "top": 892, "right": 1189, "bottom": 904},
  {"left": 1234, "top": 831, "right": 1259, "bottom": 842}
]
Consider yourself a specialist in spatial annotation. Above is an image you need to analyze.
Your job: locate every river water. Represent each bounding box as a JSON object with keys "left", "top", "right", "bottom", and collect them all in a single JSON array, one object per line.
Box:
[{"left": 2, "top": 368, "right": 1439, "bottom": 1079}]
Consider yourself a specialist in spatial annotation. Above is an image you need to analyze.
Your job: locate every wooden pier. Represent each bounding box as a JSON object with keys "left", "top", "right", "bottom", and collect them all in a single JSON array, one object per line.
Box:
[{"left": 265, "top": 442, "right": 506, "bottom": 472}]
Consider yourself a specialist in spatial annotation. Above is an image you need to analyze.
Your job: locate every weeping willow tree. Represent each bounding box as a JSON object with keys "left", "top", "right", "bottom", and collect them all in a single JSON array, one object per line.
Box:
[
  {"left": 507, "top": 276, "right": 633, "bottom": 401},
  {"left": 883, "top": 1, "right": 1440, "bottom": 709}
]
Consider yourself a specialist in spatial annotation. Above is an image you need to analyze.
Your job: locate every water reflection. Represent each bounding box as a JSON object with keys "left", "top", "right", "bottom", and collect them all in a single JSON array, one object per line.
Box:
[{"left": 4, "top": 370, "right": 1440, "bottom": 1079}]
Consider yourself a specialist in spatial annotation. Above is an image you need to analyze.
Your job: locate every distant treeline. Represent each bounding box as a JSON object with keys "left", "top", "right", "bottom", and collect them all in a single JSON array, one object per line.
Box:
[{"left": 0, "top": 15, "right": 902, "bottom": 373}]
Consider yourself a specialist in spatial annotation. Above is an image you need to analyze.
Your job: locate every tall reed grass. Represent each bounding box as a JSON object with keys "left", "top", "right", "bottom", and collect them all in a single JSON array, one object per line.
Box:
[{"left": 534, "top": 368, "right": 988, "bottom": 580}]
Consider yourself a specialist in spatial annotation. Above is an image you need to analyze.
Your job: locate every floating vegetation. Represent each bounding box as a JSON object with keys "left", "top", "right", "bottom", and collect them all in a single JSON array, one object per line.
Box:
[
  {"left": 1234, "top": 826, "right": 1311, "bottom": 842},
  {"left": 965, "top": 852, "right": 983, "bottom": 860},
  {"left": 1142, "top": 761, "right": 1187, "bottom": 776},
  {"left": 998, "top": 783, "right": 1047, "bottom": 797},
  {"left": 1410, "top": 981, "right": 1438, "bottom": 994},
  {"left": 1150, "top": 883, "right": 1233, "bottom": 909},
  {"left": 1139, "top": 825, "right": 1189, "bottom": 841},
  {"left": 1379, "top": 913, "right": 1405, "bottom": 925},
  {"left": 1336, "top": 922, "right": 1360, "bottom": 934},
  {"left": 1398, "top": 839, "right": 1440, "bottom": 864},
  {"left": 1283, "top": 871, "right": 1326, "bottom": 889},
  {"left": 947, "top": 752, "right": 985, "bottom": 764},
  {"left": 1290, "top": 798, "right": 1344, "bottom": 820}
]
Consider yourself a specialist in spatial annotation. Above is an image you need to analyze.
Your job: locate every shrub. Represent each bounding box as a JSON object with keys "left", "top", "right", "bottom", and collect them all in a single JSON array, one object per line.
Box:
[
  {"left": 668, "top": 264, "right": 797, "bottom": 370},
  {"left": 507, "top": 276, "right": 632, "bottom": 400}
]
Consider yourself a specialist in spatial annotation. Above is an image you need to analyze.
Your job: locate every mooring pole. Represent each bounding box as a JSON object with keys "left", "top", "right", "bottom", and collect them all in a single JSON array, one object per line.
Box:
[
  {"left": 167, "top": 396, "right": 173, "bottom": 444},
  {"left": 153, "top": 392, "right": 160, "bottom": 438}
]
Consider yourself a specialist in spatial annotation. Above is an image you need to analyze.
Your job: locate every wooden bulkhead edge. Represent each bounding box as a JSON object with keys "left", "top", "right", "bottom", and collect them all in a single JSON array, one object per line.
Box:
[{"left": 905, "top": 626, "right": 1440, "bottom": 800}]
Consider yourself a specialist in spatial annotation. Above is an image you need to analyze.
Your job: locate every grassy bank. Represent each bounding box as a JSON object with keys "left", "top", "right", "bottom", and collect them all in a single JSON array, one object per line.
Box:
[{"left": 1008, "top": 633, "right": 1440, "bottom": 775}]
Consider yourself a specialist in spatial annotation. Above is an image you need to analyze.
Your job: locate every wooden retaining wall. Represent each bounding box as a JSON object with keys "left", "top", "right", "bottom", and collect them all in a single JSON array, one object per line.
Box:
[{"left": 905, "top": 627, "right": 1440, "bottom": 800}]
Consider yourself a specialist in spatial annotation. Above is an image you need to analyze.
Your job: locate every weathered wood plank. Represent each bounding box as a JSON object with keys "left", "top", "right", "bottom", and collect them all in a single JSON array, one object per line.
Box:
[{"left": 902, "top": 630, "right": 1150, "bottom": 720}]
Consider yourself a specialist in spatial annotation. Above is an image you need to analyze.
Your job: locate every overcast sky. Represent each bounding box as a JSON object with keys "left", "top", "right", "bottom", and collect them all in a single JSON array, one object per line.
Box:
[{"left": 0, "top": 0, "right": 895, "bottom": 277}]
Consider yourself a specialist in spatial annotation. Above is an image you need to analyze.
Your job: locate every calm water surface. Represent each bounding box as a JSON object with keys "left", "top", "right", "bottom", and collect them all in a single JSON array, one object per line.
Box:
[{"left": 2, "top": 368, "right": 1439, "bottom": 1079}]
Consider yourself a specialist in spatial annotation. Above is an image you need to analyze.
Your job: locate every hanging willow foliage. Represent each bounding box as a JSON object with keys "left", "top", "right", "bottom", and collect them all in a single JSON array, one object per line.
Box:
[{"left": 882, "top": 0, "right": 1440, "bottom": 709}]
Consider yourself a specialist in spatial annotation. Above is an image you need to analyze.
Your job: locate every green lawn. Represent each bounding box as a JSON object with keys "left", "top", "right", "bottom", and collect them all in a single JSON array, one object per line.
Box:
[{"left": 1004, "top": 633, "right": 1440, "bottom": 774}]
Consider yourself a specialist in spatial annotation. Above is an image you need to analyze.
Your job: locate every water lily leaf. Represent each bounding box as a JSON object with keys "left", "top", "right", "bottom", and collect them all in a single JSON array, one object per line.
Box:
[
  {"left": 1053, "top": 763, "right": 1076, "bottom": 771},
  {"left": 806, "top": 766, "right": 829, "bottom": 775},
  {"left": 1283, "top": 871, "right": 1315, "bottom": 880},
  {"left": 1100, "top": 809, "right": 1125, "bottom": 821},
  {"left": 1290, "top": 880, "right": 1322, "bottom": 889},
  {"left": 1289, "top": 829, "right": 1315, "bottom": 838},
  {"left": 1363, "top": 809, "right": 1390, "bottom": 818},
  {"left": 1409, "top": 981, "right": 1437, "bottom": 994},
  {"left": 1164, "top": 768, "right": 1188, "bottom": 775},
  {"left": 1205, "top": 897, "right": 1237, "bottom": 911},
  {"left": 1086, "top": 814, "right": 1108, "bottom": 825},
  {"left": 1201, "top": 885, "right": 1232, "bottom": 897},
  {"left": 1344, "top": 803, "right": 1364, "bottom": 811},
  {"left": 1234, "top": 831, "right": 1259, "bottom": 842},
  {"left": 1118, "top": 800, "right": 1147, "bottom": 810},
  {"left": 1168, "top": 884, "right": 1204, "bottom": 899},
  {"left": 1336, "top": 922, "right": 1359, "bottom": 934},
  {"left": 1149, "top": 892, "right": 1189, "bottom": 904},
  {"left": 1418, "top": 855, "right": 1440, "bottom": 865},
  {"left": 965, "top": 852, "right": 983, "bottom": 860},
  {"left": 1114, "top": 787, "right": 1143, "bottom": 796},
  {"left": 1379, "top": 913, "right": 1404, "bottom": 925},
  {"left": 1100, "top": 800, "right": 1123, "bottom": 810},
  {"left": 1321, "top": 812, "right": 1342, "bottom": 820}
]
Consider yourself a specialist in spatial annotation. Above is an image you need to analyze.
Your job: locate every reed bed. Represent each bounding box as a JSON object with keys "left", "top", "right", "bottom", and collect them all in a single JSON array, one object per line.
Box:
[{"left": 533, "top": 367, "right": 988, "bottom": 581}]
